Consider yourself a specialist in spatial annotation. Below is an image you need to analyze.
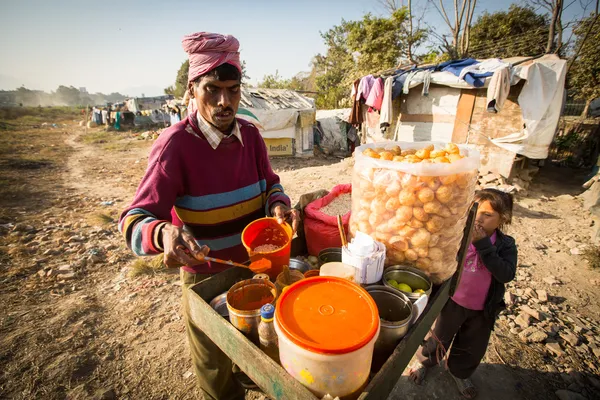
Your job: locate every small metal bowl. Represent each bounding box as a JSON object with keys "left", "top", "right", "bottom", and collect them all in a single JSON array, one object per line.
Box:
[
  {"left": 209, "top": 292, "right": 229, "bottom": 318},
  {"left": 383, "top": 265, "right": 432, "bottom": 303},
  {"left": 289, "top": 258, "right": 310, "bottom": 274},
  {"left": 318, "top": 247, "right": 342, "bottom": 266}
]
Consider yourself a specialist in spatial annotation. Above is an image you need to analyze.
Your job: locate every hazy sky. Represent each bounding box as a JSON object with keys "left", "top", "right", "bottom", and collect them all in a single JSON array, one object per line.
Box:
[{"left": 0, "top": 0, "right": 590, "bottom": 97}]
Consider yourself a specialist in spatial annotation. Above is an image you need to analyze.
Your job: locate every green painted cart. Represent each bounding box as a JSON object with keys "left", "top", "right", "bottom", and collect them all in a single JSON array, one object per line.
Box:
[{"left": 187, "top": 205, "right": 477, "bottom": 399}]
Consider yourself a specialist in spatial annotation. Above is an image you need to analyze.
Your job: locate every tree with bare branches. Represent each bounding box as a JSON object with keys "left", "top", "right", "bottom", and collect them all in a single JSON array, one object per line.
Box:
[
  {"left": 377, "top": 0, "right": 427, "bottom": 62},
  {"left": 428, "top": 0, "right": 478, "bottom": 58}
]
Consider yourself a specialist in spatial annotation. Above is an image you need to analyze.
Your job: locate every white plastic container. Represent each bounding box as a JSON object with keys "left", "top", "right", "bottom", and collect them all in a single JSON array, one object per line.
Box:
[
  {"left": 274, "top": 277, "right": 380, "bottom": 398},
  {"left": 319, "top": 262, "right": 356, "bottom": 282},
  {"left": 342, "top": 232, "right": 386, "bottom": 284}
]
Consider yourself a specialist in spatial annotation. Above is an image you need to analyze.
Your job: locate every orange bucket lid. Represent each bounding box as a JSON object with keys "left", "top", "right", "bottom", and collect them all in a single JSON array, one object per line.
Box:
[{"left": 275, "top": 276, "right": 379, "bottom": 355}]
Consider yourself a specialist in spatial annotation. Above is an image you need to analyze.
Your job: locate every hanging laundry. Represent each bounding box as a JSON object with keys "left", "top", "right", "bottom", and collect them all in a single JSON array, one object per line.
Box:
[
  {"left": 486, "top": 66, "right": 511, "bottom": 113},
  {"left": 421, "top": 70, "right": 432, "bottom": 96},
  {"left": 348, "top": 79, "right": 363, "bottom": 125},
  {"left": 380, "top": 76, "right": 394, "bottom": 130},
  {"left": 357, "top": 75, "right": 376, "bottom": 101},
  {"left": 365, "top": 77, "right": 384, "bottom": 110}
]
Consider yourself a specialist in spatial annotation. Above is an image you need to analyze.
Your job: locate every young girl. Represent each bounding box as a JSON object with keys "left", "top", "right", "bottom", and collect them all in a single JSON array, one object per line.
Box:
[{"left": 409, "top": 188, "right": 518, "bottom": 399}]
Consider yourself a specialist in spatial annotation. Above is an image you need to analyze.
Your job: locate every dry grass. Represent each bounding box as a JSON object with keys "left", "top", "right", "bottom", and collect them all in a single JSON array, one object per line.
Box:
[
  {"left": 86, "top": 212, "right": 115, "bottom": 227},
  {"left": 127, "top": 256, "right": 165, "bottom": 278},
  {"left": 583, "top": 244, "right": 600, "bottom": 269}
]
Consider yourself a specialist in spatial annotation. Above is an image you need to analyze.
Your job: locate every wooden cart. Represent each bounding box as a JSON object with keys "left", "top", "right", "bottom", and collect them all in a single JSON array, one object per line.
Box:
[{"left": 187, "top": 205, "right": 477, "bottom": 400}]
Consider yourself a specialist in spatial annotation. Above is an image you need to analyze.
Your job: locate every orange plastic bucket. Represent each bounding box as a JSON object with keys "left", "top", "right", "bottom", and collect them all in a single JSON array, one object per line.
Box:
[{"left": 242, "top": 217, "right": 292, "bottom": 280}]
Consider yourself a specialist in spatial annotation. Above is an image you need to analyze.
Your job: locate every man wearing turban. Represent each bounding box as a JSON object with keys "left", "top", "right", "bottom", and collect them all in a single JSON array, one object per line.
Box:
[{"left": 119, "top": 32, "right": 299, "bottom": 399}]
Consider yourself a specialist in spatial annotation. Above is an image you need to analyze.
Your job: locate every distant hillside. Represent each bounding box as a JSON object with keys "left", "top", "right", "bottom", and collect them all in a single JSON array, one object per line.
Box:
[{"left": 0, "top": 86, "right": 127, "bottom": 107}]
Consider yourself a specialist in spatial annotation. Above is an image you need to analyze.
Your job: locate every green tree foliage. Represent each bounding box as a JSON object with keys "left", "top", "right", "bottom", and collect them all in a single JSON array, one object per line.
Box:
[
  {"left": 469, "top": 5, "right": 549, "bottom": 59},
  {"left": 313, "top": 8, "right": 418, "bottom": 109},
  {"left": 568, "top": 14, "right": 600, "bottom": 102},
  {"left": 164, "top": 60, "right": 189, "bottom": 98},
  {"left": 258, "top": 70, "right": 312, "bottom": 91}
]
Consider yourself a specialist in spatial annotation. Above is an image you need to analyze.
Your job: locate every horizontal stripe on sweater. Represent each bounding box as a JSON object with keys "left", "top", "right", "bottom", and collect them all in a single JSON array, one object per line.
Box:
[
  {"left": 175, "top": 180, "right": 267, "bottom": 211},
  {"left": 174, "top": 193, "right": 265, "bottom": 225},
  {"left": 180, "top": 208, "right": 265, "bottom": 238}
]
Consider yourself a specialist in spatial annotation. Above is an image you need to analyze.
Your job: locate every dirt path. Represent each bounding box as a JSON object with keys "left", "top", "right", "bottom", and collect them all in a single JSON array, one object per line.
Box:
[{"left": 1, "top": 121, "right": 599, "bottom": 400}]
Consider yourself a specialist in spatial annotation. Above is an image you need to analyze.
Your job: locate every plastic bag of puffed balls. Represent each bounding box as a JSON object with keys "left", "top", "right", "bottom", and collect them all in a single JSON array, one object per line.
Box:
[{"left": 349, "top": 142, "right": 480, "bottom": 284}]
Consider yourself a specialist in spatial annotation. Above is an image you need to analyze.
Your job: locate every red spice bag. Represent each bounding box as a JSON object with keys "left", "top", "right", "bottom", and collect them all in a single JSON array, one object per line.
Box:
[{"left": 304, "top": 183, "right": 352, "bottom": 256}]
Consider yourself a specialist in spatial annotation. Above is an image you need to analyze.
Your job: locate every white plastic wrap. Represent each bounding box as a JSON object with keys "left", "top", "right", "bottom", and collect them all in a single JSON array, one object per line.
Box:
[{"left": 349, "top": 142, "right": 480, "bottom": 284}]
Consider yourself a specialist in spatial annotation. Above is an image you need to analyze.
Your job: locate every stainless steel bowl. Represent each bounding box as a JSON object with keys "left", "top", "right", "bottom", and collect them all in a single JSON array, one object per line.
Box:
[
  {"left": 289, "top": 258, "right": 310, "bottom": 274},
  {"left": 209, "top": 292, "right": 229, "bottom": 318},
  {"left": 383, "top": 265, "right": 432, "bottom": 302},
  {"left": 318, "top": 247, "right": 342, "bottom": 266},
  {"left": 366, "top": 285, "right": 413, "bottom": 356}
]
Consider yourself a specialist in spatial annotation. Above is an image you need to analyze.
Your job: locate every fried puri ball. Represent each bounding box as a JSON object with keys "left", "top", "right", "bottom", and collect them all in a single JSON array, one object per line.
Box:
[
  {"left": 385, "top": 180, "right": 401, "bottom": 197},
  {"left": 379, "top": 151, "right": 394, "bottom": 161},
  {"left": 423, "top": 200, "right": 442, "bottom": 215},
  {"left": 413, "top": 207, "right": 430, "bottom": 222},
  {"left": 445, "top": 143, "right": 460, "bottom": 154},
  {"left": 448, "top": 153, "right": 463, "bottom": 163},
  {"left": 428, "top": 247, "right": 444, "bottom": 261},
  {"left": 410, "top": 228, "right": 431, "bottom": 247},
  {"left": 396, "top": 206, "right": 414, "bottom": 222},
  {"left": 404, "top": 248, "right": 419, "bottom": 261},
  {"left": 415, "top": 247, "right": 429, "bottom": 258},
  {"left": 426, "top": 215, "right": 445, "bottom": 233},
  {"left": 358, "top": 221, "right": 370, "bottom": 233},
  {"left": 390, "top": 145, "right": 402, "bottom": 155},
  {"left": 409, "top": 218, "right": 425, "bottom": 228},
  {"left": 364, "top": 148, "right": 380, "bottom": 159},
  {"left": 393, "top": 156, "right": 405, "bottom": 162},
  {"left": 369, "top": 212, "right": 384, "bottom": 227},
  {"left": 416, "top": 257, "right": 432, "bottom": 269},
  {"left": 415, "top": 144, "right": 434, "bottom": 159},
  {"left": 389, "top": 236, "right": 409, "bottom": 251},
  {"left": 401, "top": 148, "right": 417, "bottom": 156},
  {"left": 370, "top": 197, "right": 387, "bottom": 213},
  {"left": 386, "top": 197, "right": 400, "bottom": 211},
  {"left": 430, "top": 150, "right": 446, "bottom": 158},
  {"left": 439, "top": 174, "right": 458, "bottom": 185},
  {"left": 388, "top": 249, "right": 406, "bottom": 263},
  {"left": 436, "top": 185, "right": 453, "bottom": 204},
  {"left": 399, "top": 189, "right": 417, "bottom": 206},
  {"left": 428, "top": 234, "right": 440, "bottom": 247},
  {"left": 417, "top": 187, "right": 435, "bottom": 203}
]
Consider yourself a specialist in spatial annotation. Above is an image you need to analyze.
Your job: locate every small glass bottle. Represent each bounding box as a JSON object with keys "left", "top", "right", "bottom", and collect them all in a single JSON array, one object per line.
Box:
[{"left": 258, "top": 304, "right": 279, "bottom": 363}]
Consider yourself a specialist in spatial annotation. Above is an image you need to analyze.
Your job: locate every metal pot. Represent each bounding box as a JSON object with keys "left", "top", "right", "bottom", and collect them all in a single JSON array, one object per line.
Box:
[
  {"left": 366, "top": 285, "right": 413, "bottom": 356},
  {"left": 289, "top": 258, "right": 310, "bottom": 274},
  {"left": 382, "top": 265, "right": 432, "bottom": 303},
  {"left": 209, "top": 292, "right": 229, "bottom": 319},
  {"left": 226, "top": 279, "right": 277, "bottom": 345},
  {"left": 318, "top": 247, "right": 342, "bottom": 266}
]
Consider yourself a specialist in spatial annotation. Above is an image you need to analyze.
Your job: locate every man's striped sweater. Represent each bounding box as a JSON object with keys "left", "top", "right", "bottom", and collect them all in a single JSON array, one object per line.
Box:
[{"left": 119, "top": 114, "right": 291, "bottom": 274}]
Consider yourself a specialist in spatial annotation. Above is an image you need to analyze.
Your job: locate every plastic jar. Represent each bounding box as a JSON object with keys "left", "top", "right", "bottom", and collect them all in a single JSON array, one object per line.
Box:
[{"left": 274, "top": 276, "right": 380, "bottom": 398}]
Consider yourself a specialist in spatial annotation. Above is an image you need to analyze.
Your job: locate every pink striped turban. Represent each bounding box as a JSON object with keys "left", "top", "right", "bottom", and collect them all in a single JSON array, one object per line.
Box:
[{"left": 182, "top": 32, "right": 242, "bottom": 83}]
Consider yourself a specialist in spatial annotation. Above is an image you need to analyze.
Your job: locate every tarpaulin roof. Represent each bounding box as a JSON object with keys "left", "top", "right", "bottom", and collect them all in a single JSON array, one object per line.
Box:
[{"left": 240, "top": 88, "right": 315, "bottom": 111}]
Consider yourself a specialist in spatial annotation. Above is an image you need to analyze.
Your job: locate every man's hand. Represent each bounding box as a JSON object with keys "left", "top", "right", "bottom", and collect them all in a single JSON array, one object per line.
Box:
[
  {"left": 161, "top": 223, "right": 210, "bottom": 268},
  {"left": 271, "top": 203, "right": 300, "bottom": 234},
  {"left": 471, "top": 224, "right": 487, "bottom": 243}
]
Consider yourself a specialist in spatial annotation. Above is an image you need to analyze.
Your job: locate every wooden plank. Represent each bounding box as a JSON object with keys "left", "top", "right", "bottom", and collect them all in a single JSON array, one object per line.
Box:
[
  {"left": 451, "top": 90, "right": 476, "bottom": 144},
  {"left": 358, "top": 280, "right": 452, "bottom": 400},
  {"left": 399, "top": 113, "right": 456, "bottom": 124},
  {"left": 188, "top": 268, "right": 318, "bottom": 400},
  {"left": 449, "top": 203, "right": 478, "bottom": 296}
]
